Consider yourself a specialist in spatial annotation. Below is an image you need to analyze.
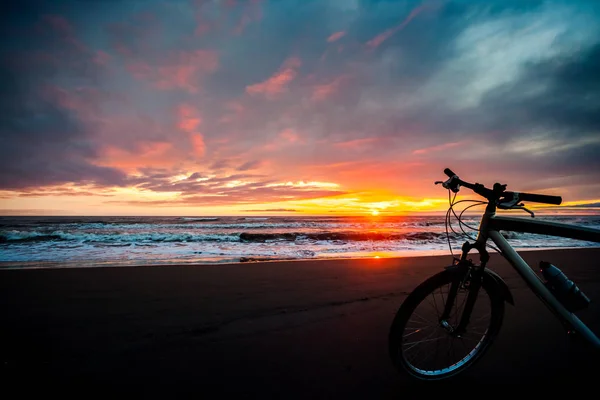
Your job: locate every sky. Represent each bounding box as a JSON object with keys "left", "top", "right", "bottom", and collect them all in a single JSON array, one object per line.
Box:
[{"left": 0, "top": 0, "right": 599, "bottom": 216}]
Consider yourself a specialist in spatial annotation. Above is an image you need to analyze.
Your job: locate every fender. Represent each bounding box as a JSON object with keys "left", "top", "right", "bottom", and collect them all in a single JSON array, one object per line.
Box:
[
  {"left": 445, "top": 264, "right": 514, "bottom": 306},
  {"left": 484, "top": 268, "right": 515, "bottom": 306}
]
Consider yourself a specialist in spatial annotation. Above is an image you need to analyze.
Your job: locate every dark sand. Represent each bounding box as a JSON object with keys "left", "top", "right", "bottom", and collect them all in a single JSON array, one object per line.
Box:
[{"left": 2, "top": 248, "right": 600, "bottom": 396}]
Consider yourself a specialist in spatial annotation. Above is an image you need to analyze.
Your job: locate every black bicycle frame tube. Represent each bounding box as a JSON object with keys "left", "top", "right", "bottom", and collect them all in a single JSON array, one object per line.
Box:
[
  {"left": 479, "top": 214, "right": 600, "bottom": 348},
  {"left": 488, "top": 216, "right": 600, "bottom": 243},
  {"left": 488, "top": 229, "right": 600, "bottom": 348}
]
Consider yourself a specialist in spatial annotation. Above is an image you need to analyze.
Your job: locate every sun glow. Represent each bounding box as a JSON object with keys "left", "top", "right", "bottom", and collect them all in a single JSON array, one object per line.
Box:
[{"left": 371, "top": 210, "right": 380, "bottom": 216}]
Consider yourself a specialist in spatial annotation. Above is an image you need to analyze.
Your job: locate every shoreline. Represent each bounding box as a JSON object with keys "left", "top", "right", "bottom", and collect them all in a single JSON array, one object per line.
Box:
[{"left": 1, "top": 245, "right": 599, "bottom": 271}]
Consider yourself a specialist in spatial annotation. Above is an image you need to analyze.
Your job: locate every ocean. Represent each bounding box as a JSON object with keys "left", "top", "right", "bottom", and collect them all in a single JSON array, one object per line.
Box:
[{"left": 1, "top": 214, "right": 599, "bottom": 269}]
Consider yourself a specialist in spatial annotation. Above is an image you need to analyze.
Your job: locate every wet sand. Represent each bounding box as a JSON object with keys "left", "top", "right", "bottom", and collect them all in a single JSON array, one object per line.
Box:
[{"left": 1, "top": 248, "right": 599, "bottom": 395}]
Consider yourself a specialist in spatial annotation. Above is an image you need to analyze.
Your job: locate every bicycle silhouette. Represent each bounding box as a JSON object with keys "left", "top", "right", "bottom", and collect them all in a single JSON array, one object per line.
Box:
[{"left": 388, "top": 168, "right": 600, "bottom": 381}]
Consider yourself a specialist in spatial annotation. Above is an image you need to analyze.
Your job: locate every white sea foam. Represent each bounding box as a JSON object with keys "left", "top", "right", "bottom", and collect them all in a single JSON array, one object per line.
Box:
[{"left": 1, "top": 214, "right": 598, "bottom": 268}]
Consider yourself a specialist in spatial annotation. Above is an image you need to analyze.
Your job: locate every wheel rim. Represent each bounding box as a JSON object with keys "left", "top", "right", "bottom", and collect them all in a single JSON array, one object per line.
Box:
[{"left": 400, "top": 280, "right": 493, "bottom": 377}]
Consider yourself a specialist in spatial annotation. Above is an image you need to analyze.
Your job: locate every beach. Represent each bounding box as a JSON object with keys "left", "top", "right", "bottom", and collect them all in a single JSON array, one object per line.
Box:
[{"left": 2, "top": 248, "right": 599, "bottom": 395}]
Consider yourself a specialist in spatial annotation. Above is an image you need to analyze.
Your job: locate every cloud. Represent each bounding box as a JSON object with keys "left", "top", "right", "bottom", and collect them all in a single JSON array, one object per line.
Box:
[
  {"left": 311, "top": 75, "right": 351, "bottom": 101},
  {"left": 232, "top": 0, "right": 263, "bottom": 35},
  {"left": 279, "top": 129, "right": 300, "bottom": 143},
  {"left": 112, "top": 168, "right": 345, "bottom": 206},
  {"left": 242, "top": 208, "right": 298, "bottom": 212},
  {"left": 568, "top": 202, "right": 600, "bottom": 208},
  {"left": 246, "top": 57, "right": 301, "bottom": 98},
  {"left": 186, "top": 172, "right": 205, "bottom": 180},
  {"left": 125, "top": 50, "right": 218, "bottom": 93},
  {"left": 412, "top": 142, "right": 462, "bottom": 155},
  {"left": 237, "top": 160, "right": 262, "bottom": 171},
  {"left": 327, "top": 31, "right": 346, "bottom": 43},
  {"left": 0, "top": 10, "right": 126, "bottom": 190},
  {"left": 2, "top": 0, "right": 600, "bottom": 206},
  {"left": 176, "top": 103, "right": 206, "bottom": 157},
  {"left": 210, "top": 159, "right": 231, "bottom": 170},
  {"left": 366, "top": 2, "right": 437, "bottom": 49},
  {"left": 454, "top": 40, "right": 600, "bottom": 178},
  {"left": 333, "top": 138, "right": 381, "bottom": 149}
]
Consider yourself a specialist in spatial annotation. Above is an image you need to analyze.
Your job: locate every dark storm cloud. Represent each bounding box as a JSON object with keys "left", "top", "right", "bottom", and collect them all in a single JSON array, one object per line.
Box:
[
  {"left": 0, "top": 64, "right": 126, "bottom": 189},
  {"left": 443, "top": 39, "right": 600, "bottom": 179},
  {"left": 479, "top": 42, "right": 600, "bottom": 135},
  {"left": 0, "top": 0, "right": 127, "bottom": 189}
]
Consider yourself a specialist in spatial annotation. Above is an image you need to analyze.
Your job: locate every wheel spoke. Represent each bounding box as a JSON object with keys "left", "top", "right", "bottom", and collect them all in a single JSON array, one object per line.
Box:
[
  {"left": 408, "top": 311, "right": 437, "bottom": 325},
  {"left": 429, "top": 291, "right": 441, "bottom": 318},
  {"left": 439, "top": 286, "right": 446, "bottom": 307},
  {"left": 402, "top": 326, "right": 433, "bottom": 338},
  {"left": 404, "top": 335, "right": 447, "bottom": 346}
]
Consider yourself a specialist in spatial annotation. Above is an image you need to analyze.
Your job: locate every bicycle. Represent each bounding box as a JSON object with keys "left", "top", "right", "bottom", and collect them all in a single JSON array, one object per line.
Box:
[{"left": 388, "top": 168, "right": 600, "bottom": 381}]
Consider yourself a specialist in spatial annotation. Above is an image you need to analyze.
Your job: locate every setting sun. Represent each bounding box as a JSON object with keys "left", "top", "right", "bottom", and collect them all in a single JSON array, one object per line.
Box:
[{"left": 371, "top": 210, "right": 380, "bottom": 216}]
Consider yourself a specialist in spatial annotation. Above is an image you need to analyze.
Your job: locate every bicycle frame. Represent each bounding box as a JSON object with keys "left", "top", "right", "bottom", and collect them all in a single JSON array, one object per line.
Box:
[{"left": 474, "top": 211, "right": 600, "bottom": 349}]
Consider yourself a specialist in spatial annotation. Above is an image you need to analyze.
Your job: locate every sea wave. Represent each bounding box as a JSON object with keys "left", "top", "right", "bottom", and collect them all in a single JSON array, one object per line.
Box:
[
  {"left": 1, "top": 229, "right": 464, "bottom": 244},
  {"left": 180, "top": 217, "right": 220, "bottom": 221},
  {"left": 238, "top": 231, "right": 451, "bottom": 242},
  {"left": 0, "top": 230, "right": 240, "bottom": 243}
]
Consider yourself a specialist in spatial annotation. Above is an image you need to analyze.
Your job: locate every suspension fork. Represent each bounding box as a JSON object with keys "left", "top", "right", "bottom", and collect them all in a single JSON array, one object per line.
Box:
[{"left": 440, "top": 241, "right": 489, "bottom": 333}]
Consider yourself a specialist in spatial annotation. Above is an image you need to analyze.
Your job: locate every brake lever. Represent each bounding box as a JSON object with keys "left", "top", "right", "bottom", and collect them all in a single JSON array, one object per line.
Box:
[
  {"left": 513, "top": 204, "right": 535, "bottom": 218},
  {"left": 497, "top": 192, "right": 519, "bottom": 209},
  {"left": 497, "top": 192, "right": 535, "bottom": 217},
  {"left": 435, "top": 177, "right": 460, "bottom": 192},
  {"left": 498, "top": 200, "right": 535, "bottom": 217}
]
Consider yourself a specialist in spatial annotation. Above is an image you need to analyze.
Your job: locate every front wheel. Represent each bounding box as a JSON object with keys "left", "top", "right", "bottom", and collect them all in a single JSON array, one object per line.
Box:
[{"left": 389, "top": 268, "right": 505, "bottom": 381}]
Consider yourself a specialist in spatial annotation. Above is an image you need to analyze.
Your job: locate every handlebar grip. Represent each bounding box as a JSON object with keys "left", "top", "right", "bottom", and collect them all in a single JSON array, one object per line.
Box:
[
  {"left": 444, "top": 168, "right": 457, "bottom": 178},
  {"left": 518, "top": 192, "right": 562, "bottom": 205}
]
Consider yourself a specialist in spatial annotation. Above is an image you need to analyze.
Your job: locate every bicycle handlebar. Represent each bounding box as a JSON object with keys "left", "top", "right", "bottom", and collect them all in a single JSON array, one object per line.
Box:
[
  {"left": 516, "top": 192, "right": 562, "bottom": 205},
  {"left": 444, "top": 168, "right": 457, "bottom": 178},
  {"left": 440, "top": 168, "right": 562, "bottom": 206}
]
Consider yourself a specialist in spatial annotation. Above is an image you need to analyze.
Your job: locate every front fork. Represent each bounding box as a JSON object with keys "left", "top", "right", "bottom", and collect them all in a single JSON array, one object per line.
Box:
[{"left": 440, "top": 241, "right": 489, "bottom": 335}]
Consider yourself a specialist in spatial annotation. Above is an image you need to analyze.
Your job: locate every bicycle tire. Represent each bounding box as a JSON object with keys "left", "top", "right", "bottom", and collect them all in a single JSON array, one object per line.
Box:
[{"left": 389, "top": 268, "right": 505, "bottom": 381}]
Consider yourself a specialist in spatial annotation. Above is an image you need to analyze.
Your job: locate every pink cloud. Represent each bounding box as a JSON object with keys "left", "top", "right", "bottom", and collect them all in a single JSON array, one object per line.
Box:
[
  {"left": 95, "top": 142, "right": 176, "bottom": 172},
  {"left": 190, "top": 133, "right": 206, "bottom": 157},
  {"left": 192, "top": 0, "right": 215, "bottom": 36},
  {"left": 262, "top": 128, "right": 305, "bottom": 151},
  {"left": 334, "top": 138, "right": 380, "bottom": 149},
  {"left": 195, "top": 22, "right": 212, "bottom": 36},
  {"left": 42, "top": 85, "right": 125, "bottom": 121},
  {"left": 246, "top": 57, "right": 301, "bottom": 99},
  {"left": 218, "top": 100, "right": 248, "bottom": 124},
  {"left": 177, "top": 104, "right": 202, "bottom": 133},
  {"left": 311, "top": 75, "right": 351, "bottom": 101},
  {"left": 233, "top": 0, "right": 263, "bottom": 35},
  {"left": 279, "top": 128, "right": 300, "bottom": 143},
  {"left": 93, "top": 50, "right": 112, "bottom": 66},
  {"left": 44, "top": 85, "right": 80, "bottom": 111},
  {"left": 327, "top": 31, "right": 346, "bottom": 43},
  {"left": 226, "top": 100, "right": 246, "bottom": 113},
  {"left": 176, "top": 103, "right": 206, "bottom": 157},
  {"left": 126, "top": 50, "right": 218, "bottom": 93},
  {"left": 366, "top": 2, "right": 439, "bottom": 49},
  {"left": 412, "top": 141, "right": 462, "bottom": 155}
]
